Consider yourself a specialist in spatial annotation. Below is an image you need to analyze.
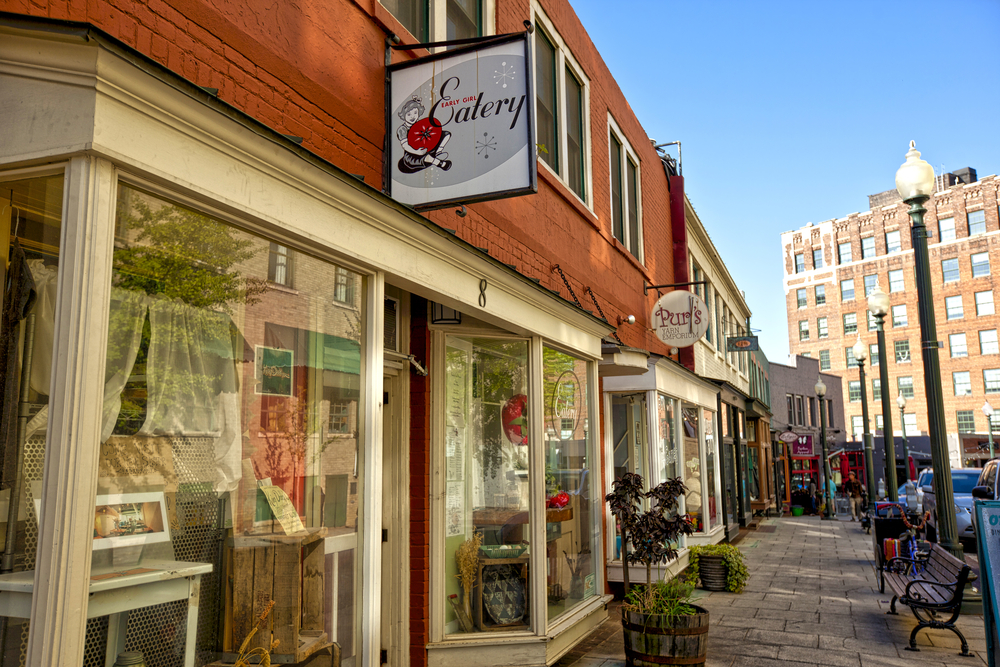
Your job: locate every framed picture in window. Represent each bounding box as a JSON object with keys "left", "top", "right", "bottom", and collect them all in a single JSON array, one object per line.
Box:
[
  {"left": 255, "top": 345, "right": 294, "bottom": 396},
  {"left": 92, "top": 492, "right": 171, "bottom": 551}
]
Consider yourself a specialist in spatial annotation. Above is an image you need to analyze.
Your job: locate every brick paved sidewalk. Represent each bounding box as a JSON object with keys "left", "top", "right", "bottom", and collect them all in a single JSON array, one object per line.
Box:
[{"left": 555, "top": 516, "right": 989, "bottom": 667}]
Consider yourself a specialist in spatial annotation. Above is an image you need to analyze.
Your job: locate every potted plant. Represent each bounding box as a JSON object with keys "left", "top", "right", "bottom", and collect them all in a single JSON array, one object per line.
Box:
[
  {"left": 687, "top": 543, "right": 750, "bottom": 593},
  {"left": 606, "top": 473, "right": 708, "bottom": 666}
]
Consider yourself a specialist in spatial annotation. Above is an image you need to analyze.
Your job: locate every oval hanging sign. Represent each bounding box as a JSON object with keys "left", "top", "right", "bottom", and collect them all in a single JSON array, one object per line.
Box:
[
  {"left": 778, "top": 431, "right": 799, "bottom": 444},
  {"left": 651, "top": 290, "right": 709, "bottom": 347}
]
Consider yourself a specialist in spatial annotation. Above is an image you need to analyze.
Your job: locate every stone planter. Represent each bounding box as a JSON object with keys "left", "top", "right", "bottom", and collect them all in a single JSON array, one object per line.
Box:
[
  {"left": 697, "top": 554, "right": 727, "bottom": 592},
  {"left": 621, "top": 604, "right": 709, "bottom": 666}
]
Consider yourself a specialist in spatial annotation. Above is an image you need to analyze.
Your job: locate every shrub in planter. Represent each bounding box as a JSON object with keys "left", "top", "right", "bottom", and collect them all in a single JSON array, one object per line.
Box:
[
  {"left": 606, "top": 473, "right": 707, "bottom": 666},
  {"left": 687, "top": 543, "right": 750, "bottom": 593}
]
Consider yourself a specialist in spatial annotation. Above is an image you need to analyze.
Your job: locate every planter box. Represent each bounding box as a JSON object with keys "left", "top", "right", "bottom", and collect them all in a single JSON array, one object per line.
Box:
[{"left": 621, "top": 604, "right": 709, "bottom": 666}]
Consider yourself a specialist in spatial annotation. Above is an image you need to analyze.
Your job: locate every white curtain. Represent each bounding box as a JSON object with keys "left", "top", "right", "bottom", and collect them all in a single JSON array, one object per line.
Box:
[
  {"left": 26, "top": 259, "right": 57, "bottom": 396},
  {"left": 139, "top": 297, "right": 242, "bottom": 493},
  {"left": 101, "top": 288, "right": 150, "bottom": 442}
]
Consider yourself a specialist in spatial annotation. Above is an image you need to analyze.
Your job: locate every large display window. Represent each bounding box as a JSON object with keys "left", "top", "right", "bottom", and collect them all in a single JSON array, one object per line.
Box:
[
  {"left": 77, "top": 183, "right": 363, "bottom": 666},
  {"left": 0, "top": 171, "right": 64, "bottom": 667}
]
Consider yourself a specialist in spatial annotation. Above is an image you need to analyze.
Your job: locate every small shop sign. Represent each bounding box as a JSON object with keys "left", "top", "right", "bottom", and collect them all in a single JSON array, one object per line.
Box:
[
  {"left": 791, "top": 435, "right": 814, "bottom": 457},
  {"left": 650, "top": 290, "right": 709, "bottom": 347},
  {"left": 386, "top": 32, "right": 536, "bottom": 210},
  {"left": 726, "top": 336, "right": 758, "bottom": 352},
  {"left": 778, "top": 431, "right": 799, "bottom": 444}
]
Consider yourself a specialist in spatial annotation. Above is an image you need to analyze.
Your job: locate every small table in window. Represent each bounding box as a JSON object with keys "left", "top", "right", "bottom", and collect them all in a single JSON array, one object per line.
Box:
[{"left": 0, "top": 559, "right": 211, "bottom": 667}]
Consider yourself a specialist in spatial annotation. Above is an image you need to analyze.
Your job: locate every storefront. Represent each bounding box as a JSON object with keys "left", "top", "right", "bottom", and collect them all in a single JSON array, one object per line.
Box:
[
  {"left": 717, "top": 384, "right": 751, "bottom": 530},
  {"left": 602, "top": 356, "right": 722, "bottom": 584},
  {"left": 0, "top": 23, "right": 612, "bottom": 667},
  {"left": 745, "top": 399, "right": 775, "bottom": 516}
]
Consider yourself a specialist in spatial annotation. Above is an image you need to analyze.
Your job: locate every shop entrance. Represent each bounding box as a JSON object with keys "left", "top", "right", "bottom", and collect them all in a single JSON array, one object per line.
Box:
[{"left": 610, "top": 393, "right": 647, "bottom": 559}]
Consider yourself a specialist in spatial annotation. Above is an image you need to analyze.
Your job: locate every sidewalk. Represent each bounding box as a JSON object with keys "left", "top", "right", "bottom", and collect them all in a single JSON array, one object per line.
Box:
[{"left": 555, "top": 515, "right": 989, "bottom": 667}]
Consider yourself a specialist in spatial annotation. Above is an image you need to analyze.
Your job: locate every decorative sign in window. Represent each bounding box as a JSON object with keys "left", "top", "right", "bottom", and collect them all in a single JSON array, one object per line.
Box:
[
  {"left": 255, "top": 346, "right": 293, "bottom": 396},
  {"left": 387, "top": 33, "right": 536, "bottom": 209}
]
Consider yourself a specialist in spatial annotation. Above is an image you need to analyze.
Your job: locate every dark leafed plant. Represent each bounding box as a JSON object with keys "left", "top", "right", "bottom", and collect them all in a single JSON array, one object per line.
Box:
[{"left": 605, "top": 473, "right": 694, "bottom": 596}]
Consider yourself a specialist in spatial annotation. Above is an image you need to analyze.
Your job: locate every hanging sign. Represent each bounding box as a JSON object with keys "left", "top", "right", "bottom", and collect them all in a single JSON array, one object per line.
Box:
[
  {"left": 727, "top": 336, "right": 758, "bottom": 352},
  {"left": 387, "top": 32, "right": 536, "bottom": 210},
  {"left": 650, "top": 290, "right": 709, "bottom": 347},
  {"left": 792, "top": 435, "right": 814, "bottom": 457},
  {"left": 778, "top": 431, "right": 799, "bottom": 444}
]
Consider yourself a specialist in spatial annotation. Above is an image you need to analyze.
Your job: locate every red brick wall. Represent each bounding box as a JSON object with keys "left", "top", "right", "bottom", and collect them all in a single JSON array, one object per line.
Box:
[{"left": 408, "top": 296, "right": 430, "bottom": 666}]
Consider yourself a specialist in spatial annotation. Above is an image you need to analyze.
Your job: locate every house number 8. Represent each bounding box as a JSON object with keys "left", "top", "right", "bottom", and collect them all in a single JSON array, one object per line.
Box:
[{"left": 479, "top": 279, "right": 488, "bottom": 308}]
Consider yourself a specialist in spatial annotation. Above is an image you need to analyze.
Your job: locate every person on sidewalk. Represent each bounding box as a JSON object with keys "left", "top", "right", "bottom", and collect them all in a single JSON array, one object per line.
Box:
[
  {"left": 844, "top": 471, "right": 864, "bottom": 521},
  {"left": 808, "top": 477, "right": 819, "bottom": 515}
]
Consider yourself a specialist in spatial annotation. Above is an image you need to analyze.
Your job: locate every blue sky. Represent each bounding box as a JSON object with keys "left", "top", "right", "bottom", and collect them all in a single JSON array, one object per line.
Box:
[{"left": 569, "top": 0, "right": 1000, "bottom": 363}]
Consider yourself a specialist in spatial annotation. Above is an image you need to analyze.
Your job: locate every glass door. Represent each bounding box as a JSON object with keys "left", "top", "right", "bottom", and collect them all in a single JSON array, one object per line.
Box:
[{"left": 610, "top": 393, "right": 646, "bottom": 558}]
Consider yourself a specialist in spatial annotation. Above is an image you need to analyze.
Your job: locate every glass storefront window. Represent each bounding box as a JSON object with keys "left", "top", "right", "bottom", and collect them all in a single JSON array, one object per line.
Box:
[
  {"left": 0, "top": 173, "right": 64, "bottom": 665},
  {"left": 444, "top": 336, "right": 531, "bottom": 634},
  {"left": 610, "top": 393, "right": 646, "bottom": 559},
  {"left": 681, "top": 403, "right": 701, "bottom": 531},
  {"left": 703, "top": 408, "right": 717, "bottom": 531},
  {"left": 657, "top": 394, "right": 678, "bottom": 481},
  {"left": 748, "top": 447, "right": 761, "bottom": 501},
  {"left": 543, "top": 346, "right": 595, "bottom": 622},
  {"left": 93, "top": 184, "right": 366, "bottom": 665}
]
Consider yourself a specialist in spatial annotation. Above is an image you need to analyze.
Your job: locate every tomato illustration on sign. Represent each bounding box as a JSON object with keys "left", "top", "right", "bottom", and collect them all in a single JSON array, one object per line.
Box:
[
  {"left": 502, "top": 394, "right": 528, "bottom": 446},
  {"left": 407, "top": 118, "right": 443, "bottom": 151}
]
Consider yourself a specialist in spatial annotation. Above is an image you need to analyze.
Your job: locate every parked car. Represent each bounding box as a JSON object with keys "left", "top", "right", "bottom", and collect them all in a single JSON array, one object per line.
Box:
[
  {"left": 972, "top": 459, "right": 999, "bottom": 500},
  {"left": 920, "top": 468, "right": 982, "bottom": 543}
]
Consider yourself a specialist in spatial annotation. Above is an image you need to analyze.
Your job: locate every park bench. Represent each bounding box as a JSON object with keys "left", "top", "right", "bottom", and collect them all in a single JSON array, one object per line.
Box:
[{"left": 882, "top": 543, "right": 974, "bottom": 657}]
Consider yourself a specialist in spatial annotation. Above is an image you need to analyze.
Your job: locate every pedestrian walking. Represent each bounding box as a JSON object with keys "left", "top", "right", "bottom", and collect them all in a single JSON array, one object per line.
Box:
[{"left": 844, "top": 471, "right": 864, "bottom": 521}]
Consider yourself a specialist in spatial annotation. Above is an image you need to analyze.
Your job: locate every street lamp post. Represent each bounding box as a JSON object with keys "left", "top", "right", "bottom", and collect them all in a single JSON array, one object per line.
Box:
[
  {"left": 854, "top": 336, "right": 877, "bottom": 512},
  {"left": 867, "top": 281, "right": 897, "bottom": 501},
  {"left": 897, "top": 393, "right": 909, "bottom": 483},
  {"left": 815, "top": 376, "right": 834, "bottom": 520},
  {"left": 896, "top": 141, "right": 961, "bottom": 559},
  {"left": 983, "top": 401, "right": 995, "bottom": 461}
]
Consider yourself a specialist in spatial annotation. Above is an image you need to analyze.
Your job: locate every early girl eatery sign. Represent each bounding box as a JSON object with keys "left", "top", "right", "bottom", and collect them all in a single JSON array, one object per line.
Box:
[
  {"left": 386, "top": 32, "right": 536, "bottom": 210},
  {"left": 651, "top": 291, "right": 710, "bottom": 347}
]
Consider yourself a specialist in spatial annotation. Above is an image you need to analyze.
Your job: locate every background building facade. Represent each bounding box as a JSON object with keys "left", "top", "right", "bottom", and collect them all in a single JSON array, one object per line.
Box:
[{"left": 782, "top": 171, "right": 1000, "bottom": 466}]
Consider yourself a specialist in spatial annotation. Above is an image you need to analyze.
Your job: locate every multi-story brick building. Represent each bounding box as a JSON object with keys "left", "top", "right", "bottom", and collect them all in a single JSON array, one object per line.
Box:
[{"left": 782, "top": 169, "right": 1000, "bottom": 469}]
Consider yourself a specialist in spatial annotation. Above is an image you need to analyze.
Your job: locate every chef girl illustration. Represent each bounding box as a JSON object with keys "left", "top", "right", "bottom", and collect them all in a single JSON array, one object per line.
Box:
[{"left": 397, "top": 96, "right": 452, "bottom": 173}]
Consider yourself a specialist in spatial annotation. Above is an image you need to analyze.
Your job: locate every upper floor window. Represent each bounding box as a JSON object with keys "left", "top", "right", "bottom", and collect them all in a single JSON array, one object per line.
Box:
[
  {"left": 976, "top": 290, "right": 995, "bottom": 316},
  {"left": 861, "top": 236, "right": 876, "bottom": 259},
  {"left": 817, "top": 317, "right": 828, "bottom": 338},
  {"left": 786, "top": 394, "right": 794, "bottom": 424},
  {"left": 812, "top": 248, "right": 823, "bottom": 269},
  {"left": 945, "top": 295, "right": 964, "bottom": 320},
  {"left": 892, "top": 304, "right": 907, "bottom": 327},
  {"left": 608, "top": 119, "right": 641, "bottom": 259},
  {"left": 885, "top": 230, "right": 901, "bottom": 254},
  {"left": 819, "top": 349, "right": 831, "bottom": 371},
  {"left": 534, "top": 17, "right": 589, "bottom": 203},
  {"left": 794, "top": 253, "right": 805, "bottom": 273},
  {"left": 867, "top": 310, "right": 878, "bottom": 331},
  {"left": 841, "top": 278, "right": 855, "bottom": 301},
  {"left": 953, "top": 371, "right": 972, "bottom": 396},
  {"left": 942, "top": 258, "right": 960, "bottom": 283},
  {"left": 845, "top": 346, "right": 858, "bottom": 368},
  {"left": 815, "top": 284, "right": 826, "bottom": 305},
  {"left": 895, "top": 339, "right": 911, "bottom": 363},
  {"left": 888, "top": 269, "right": 904, "bottom": 293},
  {"left": 798, "top": 320, "right": 809, "bottom": 341},
  {"left": 957, "top": 410, "right": 976, "bottom": 433},
  {"left": 869, "top": 343, "right": 879, "bottom": 366},
  {"left": 898, "top": 376, "right": 914, "bottom": 399},
  {"left": 950, "top": 332, "right": 968, "bottom": 358},
  {"left": 969, "top": 210, "right": 986, "bottom": 236},
  {"left": 972, "top": 252, "right": 991, "bottom": 278},
  {"left": 838, "top": 241, "right": 852, "bottom": 264},
  {"left": 796, "top": 288, "right": 807, "bottom": 308},
  {"left": 863, "top": 274, "right": 878, "bottom": 297},
  {"left": 268, "top": 243, "right": 294, "bottom": 287},
  {"left": 848, "top": 381, "right": 861, "bottom": 402},
  {"left": 843, "top": 312, "right": 858, "bottom": 335},
  {"left": 383, "top": 0, "right": 485, "bottom": 42},
  {"left": 986, "top": 369, "right": 1000, "bottom": 394},
  {"left": 981, "top": 330, "right": 999, "bottom": 355},
  {"left": 939, "top": 217, "right": 956, "bottom": 242}
]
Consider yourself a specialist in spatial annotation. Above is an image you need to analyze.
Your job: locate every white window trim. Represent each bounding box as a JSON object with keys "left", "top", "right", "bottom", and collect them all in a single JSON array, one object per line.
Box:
[
  {"left": 530, "top": 4, "right": 593, "bottom": 209},
  {"left": 606, "top": 113, "right": 643, "bottom": 261}
]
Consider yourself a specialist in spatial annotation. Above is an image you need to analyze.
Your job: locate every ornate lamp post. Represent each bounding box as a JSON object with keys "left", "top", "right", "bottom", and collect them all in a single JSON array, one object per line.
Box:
[
  {"left": 853, "top": 336, "right": 877, "bottom": 512},
  {"left": 867, "top": 280, "right": 897, "bottom": 501},
  {"left": 984, "top": 401, "right": 995, "bottom": 461},
  {"left": 897, "top": 393, "right": 909, "bottom": 483},
  {"left": 815, "top": 376, "right": 834, "bottom": 519},
  {"left": 896, "top": 140, "right": 961, "bottom": 559}
]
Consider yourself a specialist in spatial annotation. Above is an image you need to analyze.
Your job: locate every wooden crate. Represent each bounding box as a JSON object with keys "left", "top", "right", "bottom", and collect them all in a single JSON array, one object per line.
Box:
[{"left": 223, "top": 527, "right": 329, "bottom": 663}]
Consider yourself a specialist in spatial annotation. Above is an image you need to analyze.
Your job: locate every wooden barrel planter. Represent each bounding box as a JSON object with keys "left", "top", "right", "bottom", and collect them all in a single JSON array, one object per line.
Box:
[
  {"left": 697, "top": 555, "right": 727, "bottom": 592},
  {"left": 621, "top": 605, "right": 709, "bottom": 666}
]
